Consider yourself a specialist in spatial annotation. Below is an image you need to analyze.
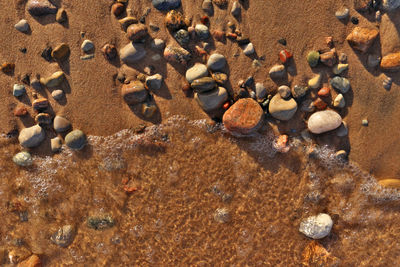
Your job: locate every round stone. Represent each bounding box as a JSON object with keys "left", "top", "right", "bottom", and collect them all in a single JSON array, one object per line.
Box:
[
  {"left": 164, "top": 10, "right": 186, "bottom": 32},
  {"left": 65, "top": 130, "right": 87, "bottom": 150},
  {"left": 307, "top": 110, "right": 342, "bottom": 134},
  {"left": 101, "top": 44, "right": 117, "bottom": 60},
  {"left": 207, "top": 53, "right": 226, "bottom": 71},
  {"left": 195, "top": 86, "right": 228, "bottom": 112},
  {"left": 145, "top": 74, "right": 163, "bottom": 90},
  {"left": 222, "top": 98, "right": 264, "bottom": 135},
  {"left": 299, "top": 213, "right": 333, "bottom": 239},
  {"left": 127, "top": 24, "right": 148, "bottom": 42},
  {"left": 81, "top": 40, "right": 94, "bottom": 53},
  {"left": 186, "top": 63, "right": 208, "bottom": 83},
  {"left": 330, "top": 76, "right": 350, "bottom": 93},
  {"left": 14, "top": 19, "right": 30, "bottom": 33},
  {"left": 18, "top": 125, "right": 45, "bottom": 148},
  {"left": 51, "top": 225, "right": 75, "bottom": 247},
  {"left": 51, "top": 89, "right": 64, "bottom": 100},
  {"left": 278, "top": 85, "right": 291, "bottom": 99},
  {"left": 120, "top": 43, "right": 146, "bottom": 64},
  {"left": 269, "top": 64, "right": 286, "bottom": 79},
  {"left": 173, "top": 29, "right": 189, "bottom": 46},
  {"left": 195, "top": 24, "right": 210, "bottom": 40},
  {"left": 152, "top": 0, "right": 181, "bottom": 11},
  {"left": 190, "top": 77, "right": 216, "bottom": 93},
  {"left": 121, "top": 81, "right": 148, "bottom": 104},
  {"left": 54, "top": 116, "right": 71, "bottom": 133},
  {"left": 268, "top": 94, "right": 298, "bottom": 121},
  {"left": 335, "top": 8, "right": 349, "bottom": 19},
  {"left": 13, "top": 151, "right": 33, "bottom": 167},
  {"left": 13, "top": 84, "right": 26, "bottom": 97},
  {"left": 307, "top": 51, "right": 320, "bottom": 67}
]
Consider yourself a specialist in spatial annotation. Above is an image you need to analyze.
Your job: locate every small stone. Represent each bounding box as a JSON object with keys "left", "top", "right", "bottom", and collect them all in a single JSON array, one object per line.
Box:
[
  {"left": 313, "top": 98, "right": 327, "bottom": 110},
  {"left": 120, "top": 43, "right": 146, "bottom": 64},
  {"left": 195, "top": 24, "right": 210, "bottom": 40},
  {"left": 145, "top": 74, "right": 163, "bottom": 90},
  {"left": 376, "top": 10, "right": 382, "bottom": 21},
  {"left": 56, "top": 8, "right": 67, "bottom": 23},
  {"left": 14, "top": 19, "right": 30, "bottom": 33},
  {"left": 351, "top": 16, "right": 359, "bottom": 25},
  {"left": 51, "top": 225, "right": 75, "bottom": 247},
  {"left": 163, "top": 45, "right": 191, "bottom": 65},
  {"left": 13, "top": 84, "right": 26, "bottom": 97},
  {"left": 111, "top": 3, "right": 125, "bottom": 16},
  {"left": 318, "top": 87, "right": 330, "bottom": 97},
  {"left": 87, "top": 214, "right": 115, "bottom": 230},
  {"left": 51, "top": 137, "right": 62, "bottom": 152},
  {"left": 301, "top": 99, "right": 315, "bottom": 113},
  {"left": 308, "top": 73, "right": 322, "bottom": 89},
  {"left": 195, "top": 86, "right": 228, "bottom": 112},
  {"left": 308, "top": 110, "right": 342, "bottom": 134},
  {"left": 186, "top": 63, "right": 209, "bottom": 83},
  {"left": 210, "top": 73, "right": 227, "bottom": 86},
  {"left": 14, "top": 104, "right": 28, "bottom": 117},
  {"left": 278, "top": 85, "right": 291, "bottom": 99},
  {"left": 119, "top": 17, "right": 138, "bottom": 31},
  {"left": 231, "top": 1, "right": 241, "bottom": 17},
  {"left": 101, "top": 44, "right": 117, "bottom": 60},
  {"left": 121, "top": 81, "right": 148, "bottom": 104},
  {"left": 332, "top": 64, "right": 349, "bottom": 75},
  {"left": 269, "top": 94, "right": 298, "bottom": 121},
  {"left": 243, "top": 43, "right": 255, "bottom": 56},
  {"left": 141, "top": 102, "right": 157, "bottom": 118},
  {"left": 81, "top": 40, "right": 94, "bottom": 53},
  {"left": 150, "top": 38, "right": 165, "bottom": 51},
  {"left": 362, "top": 119, "right": 369, "bottom": 126},
  {"left": 127, "top": 24, "right": 148, "bottom": 42},
  {"left": 41, "top": 46, "right": 52, "bottom": 62},
  {"left": 333, "top": 94, "right": 345, "bottom": 108},
  {"left": 336, "top": 122, "right": 348, "bottom": 137},
  {"left": 165, "top": 10, "right": 187, "bottom": 32},
  {"left": 81, "top": 54, "right": 94, "bottom": 61},
  {"left": 335, "top": 8, "right": 349, "bottom": 20},
  {"left": 244, "top": 76, "right": 254, "bottom": 88},
  {"left": 279, "top": 49, "right": 293, "bottom": 64},
  {"left": 51, "top": 43, "right": 70, "bottom": 61},
  {"left": 173, "top": 29, "right": 190, "bottom": 46},
  {"left": 330, "top": 76, "right": 350, "bottom": 93},
  {"left": 214, "top": 208, "right": 230, "bottom": 223},
  {"left": 291, "top": 85, "right": 308, "bottom": 99},
  {"left": 35, "top": 113, "right": 52, "bottom": 125},
  {"left": 152, "top": 0, "right": 181, "bottom": 11},
  {"left": 18, "top": 254, "right": 41, "bottom": 267},
  {"left": 367, "top": 54, "right": 381, "bottom": 68},
  {"left": 383, "top": 75, "right": 393, "bottom": 90},
  {"left": 27, "top": 0, "right": 58, "bottom": 16},
  {"left": 202, "top": 0, "right": 214, "bottom": 16},
  {"left": 207, "top": 53, "right": 227, "bottom": 71},
  {"left": 13, "top": 151, "right": 33, "bottom": 167},
  {"left": 18, "top": 125, "right": 45, "bottom": 148},
  {"left": 51, "top": 89, "right": 64, "bottom": 100},
  {"left": 320, "top": 50, "right": 337, "bottom": 67},
  {"left": 54, "top": 116, "right": 71, "bottom": 133},
  {"left": 191, "top": 77, "right": 216, "bottom": 93},
  {"left": 346, "top": 27, "right": 379, "bottom": 53},
  {"left": 299, "top": 213, "right": 333, "bottom": 239},
  {"left": 65, "top": 130, "right": 87, "bottom": 150},
  {"left": 380, "top": 52, "right": 400, "bottom": 71},
  {"left": 213, "top": 30, "right": 225, "bottom": 42},
  {"left": 256, "top": 83, "right": 268, "bottom": 99},
  {"left": 335, "top": 150, "right": 348, "bottom": 160},
  {"left": 40, "top": 71, "right": 65, "bottom": 88},
  {"left": 213, "top": 0, "right": 228, "bottom": 9},
  {"left": 269, "top": 64, "right": 286, "bottom": 79},
  {"left": 307, "top": 51, "right": 320, "bottom": 67},
  {"left": 32, "top": 98, "right": 49, "bottom": 111},
  {"left": 21, "top": 74, "right": 30, "bottom": 85},
  {"left": 278, "top": 38, "right": 287, "bottom": 45},
  {"left": 223, "top": 98, "right": 264, "bottom": 134}
]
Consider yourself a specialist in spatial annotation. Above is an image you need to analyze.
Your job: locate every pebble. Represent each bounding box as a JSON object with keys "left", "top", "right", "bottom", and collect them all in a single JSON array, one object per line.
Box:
[
  {"left": 335, "top": 150, "right": 348, "bottom": 160},
  {"left": 141, "top": 102, "right": 158, "bottom": 118},
  {"left": 127, "top": 24, "right": 148, "bottom": 42},
  {"left": 186, "top": 63, "right": 209, "bottom": 83},
  {"left": 333, "top": 94, "right": 345, "bottom": 108},
  {"left": 52, "top": 43, "right": 70, "bottom": 61},
  {"left": 213, "top": 30, "right": 225, "bottom": 42},
  {"left": 383, "top": 75, "right": 393, "bottom": 90},
  {"left": 152, "top": 0, "right": 181, "bottom": 11},
  {"left": 13, "top": 84, "right": 26, "bottom": 97},
  {"left": 51, "top": 137, "right": 62, "bottom": 152},
  {"left": 41, "top": 46, "right": 52, "bottom": 61},
  {"left": 314, "top": 98, "right": 327, "bottom": 110},
  {"left": 335, "top": 8, "right": 349, "bottom": 20},
  {"left": 320, "top": 50, "right": 337, "bottom": 67},
  {"left": 346, "top": 27, "right": 379, "bottom": 53},
  {"left": 32, "top": 98, "right": 49, "bottom": 111},
  {"left": 330, "top": 76, "right": 350, "bottom": 93},
  {"left": 112, "top": 3, "right": 125, "bottom": 16},
  {"left": 56, "top": 8, "right": 67, "bottom": 23},
  {"left": 164, "top": 45, "right": 191, "bottom": 65},
  {"left": 243, "top": 42, "right": 255, "bottom": 56},
  {"left": 308, "top": 110, "right": 342, "bottom": 134},
  {"left": 268, "top": 94, "right": 298, "bottom": 121},
  {"left": 191, "top": 77, "right": 216, "bottom": 93},
  {"left": 195, "top": 24, "right": 210, "bottom": 40},
  {"left": 223, "top": 98, "right": 264, "bottom": 135},
  {"left": 87, "top": 214, "right": 115, "bottom": 230},
  {"left": 18, "top": 125, "right": 45, "bottom": 148},
  {"left": 51, "top": 225, "right": 75, "bottom": 247},
  {"left": 278, "top": 38, "right": 287, "bottom": 46},
  {"left": 351, "top": 16, "right": 359, "bottom": 24},
  {"left": 65, "top": 130, "right": 87, "bottom": 150},
  {"left": 207, "top": 53, "right": 227, "bottom": 71},
  {"left": 27, "top": 0, "right": 58, "bottom": 16},
  {"left": 119, "top": 17, "right": 138, "bottom": 31},
  {"left": 150, "top": 38, "right": 165, "bottom": 51},
  {"left": 35, "top": 113, "right": 52, "bottom": 125},
  {"left": 214, "top": 208, "right": 230, "bottom": 223},
  {"left": 40, "top": 71, "right": 65, "bottom": 88},
  {"left": 376, "top": 10, "right": 382, "bottom": 21},
  {"left": 13, "top": 151, "right": 33, "bottom": 167},
  {"left": 211, "top": 72, "right": 228, "bottom": 85},
  {"left": 318, "top": 87, "right": 330, "bottom": 97},
  {"left": 174, "top": 29, "right": 190, "bottom": 46},
  {"left": 308, "top": 73, "right": 322, "bottom": 89},
  {"left": 307, "top": 51, "right": 320, "bottom": 67},
  {"left": 299, "top": 213, "right": 333, "bottom": 239},
  {"left": 231, "top": 1, "right": 241, "bottom": 17},
  {"left": 380, "top": 52, "right": 400, "bottom": 71},
  {"left": 14, "top": 19, "right": 30, "bottom": 33},
  {"left": 382, "top": 0, "right": 400, "bottom": 10},
  {"left": 301, "top": 99, "right": 315, "bottom": 113},
  {"left": 54, "top": 116, "right": 71, "bottom": 133},
  {"left": 195, "top": 86, "right": 228, "bottom": 112},
  {"left": 278, "top": 85, "right": 291, "bottom": 99},
  {"left": 291, "top": 85, "right": 308, "bottom": 99},
  {"left": 332, "top": 64, "right": 348, "bottom": 75},
  {"left": 14, "top": 104, "right": 28, "bottom": 116},
  {"left": 121, "top": 81, "right": 148, "bottom": 104},
  {"left": 81, "top": 39, "right": 94, "bottom": 53},
  {"left": 367, "top": 54, "right": 381, "bottom": 68},
  {"left": 51, "top": 89, "right": 64, "bottom": 100},
  {"left": 269, "top": 64, "right": 286, "bottom": 79},
  {"left": 336, "top": 122, "right": 348, "bottom": 137},
  {"left": 202, "top": 0, "right": 214, "bottom": 16},
  {"left": 165, "top": 10, "right": 186, "bottom": 32},
  {"left": 279, "top": 49, "right": 293, "bottom": 64},
  {"left": 256, "top": 83, "right": 268, "bottom": 100},
  {"left": 101, "top": 44, "right": 117, "bottom": 60},
  {"left": 362, "top": 119, "right": 369, "bottom": 126},
  {"left": 145, "top": 74, "right": 163, "bottom": 90},
  {"left": 120, "top": 43, "right": 146, "bottom": 64},
  {"left": 0, "top": 62, "right": 15, "bottom": 74}
]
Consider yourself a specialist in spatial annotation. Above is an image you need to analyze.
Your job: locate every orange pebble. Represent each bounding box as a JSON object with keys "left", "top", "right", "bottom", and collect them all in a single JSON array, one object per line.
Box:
[
  {"left": 201, "top": 15, "right": 209, "bottom": 24},
  {"left": 279, "top": 49, "right": 293, "bottom": 64},
  {"left": 222, "top": 101, "right": 230, "bottom": 110},
  {"left": 317, "top": 87, "right": 330, "bottom": 97},
  {"left": 313, "top": 98, "right": 327, "bottom": 110}
]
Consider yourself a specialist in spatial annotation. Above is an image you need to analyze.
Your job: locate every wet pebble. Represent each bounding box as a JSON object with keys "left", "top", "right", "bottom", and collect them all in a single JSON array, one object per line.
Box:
[
  {"left": 314, "top": 98, "right": 327, "bottom": 110},
  {"left": 256, "top": 83, "right": 267, "bottom": 99},
  {"left": 81, "top": 39, "right": 94, "bottom": 53},
  {"left": 186, "top": 63, "right": 208, "bottom": 83},
  {"left": 152, "top": 0, "right": 181, "bottom": 11},
  {"left": 213, "top": 208, "right": 230, "bottom": 223},
  {"left": 330, "top": 76, "right": 350, "bottom": 93},
  {"left": 346, "top": 26, "right": 379, "bottom": 53},
  {"left": 269, "top": 94, "right": 298, "bottom": 121},
  {"left": 51, "top": 137, "right": 62, "bottom": 152},
  {"left": 65, "top": 130, "right": 87, "bottom": 150},
  {"left": 13, "top": 84, "right": 26, "bottom": 97},
  {"left": 145, "top": 74, "right": 163, "bottom": 90},
  {"left": 195, "top": 86, "right": 228, "bottom": 112},
  {"left": 278, "top": 85, "right": 291, "bottom": 99},
  {"left": 14, "top": 19, "right": 30, "bottom": 33},
  {"left": 27, "top": 0, "right": 58, "bottom": 16},
  {"left": 207, "top": 53, "right": 226, "bottom": 71},
  {"left": 307, "top": 51, "right": 320, "bottom": 67},
  {"left": 51, "top": 225, "right": 75, "bottom": 247},
  {"left": 13, "top": 151, "right": 33, "bottom": 167},
  {"left": 242, "top": 42, "right": 254, "bottom": 56},
  {"left": 299, "top": 213, "right": 333, "bottom": 239},
  {"left": 308, "top": 110, "right": 342, "bottom": 134},
  {"left": 54, "top": 116, "right": 71, "bottom": 133},
  {"left": 301, "top": 99, "right": 315, "bottom": 113},
  {"left": 333, "top": 94, "right": 345, "bottom": 108},
  {"left": 120, "top": 43, "right": 146, "bottom": 64},
  {"left": 269, "top": 64, "right": 286, "bottom": 79},
  {"left": 121, "top": 81, "right": 148, "bottom": 104},
  {"left": 18, "top": 125, "right": 45, "bottom": 148}
]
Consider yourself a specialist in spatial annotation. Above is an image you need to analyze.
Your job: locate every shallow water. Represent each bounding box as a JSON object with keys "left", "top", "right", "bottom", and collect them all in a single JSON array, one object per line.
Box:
[{"left": 1, "top": 116, "right": 400, "bottom": 266}]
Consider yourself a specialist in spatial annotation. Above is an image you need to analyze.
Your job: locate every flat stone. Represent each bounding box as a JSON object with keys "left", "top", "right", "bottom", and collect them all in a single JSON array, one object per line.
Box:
[
  {"left": 291, "top": 85, "right": 308, "bottom": 99},
  {"left": 307, "top": 51, "right": 320, "bottom": 67},
  {"left": 81, "top": 40, "right": 94, "bottom": 53},
  {"left": 121, "top": 81, "right": 148, "bottom": 104},
  {"left": 14, "top": 19, "right": 30, "bottom": 33},
  {"left": 243, "top": 42, "right": 254, "bottom": 56},
  {"left": 51, "top": 89, "right": 64, "bottom": 100},
  {"left": 13, "top": 84, "right": 26, "bottom": 97},
  {"left": 269, "top": 64, "right": 286, "bottom": 79},
  {"left": 145, "top": 74, "right": 163, "bottom": 90},
  {"left": 54, "top": 116, "right": 71, "bottom": 133},
  {"left": 186, "top": 63, "right": 208, "bottom": 83},
  {"left": 51, "top": 137, "right": 62, "bottom": 152},
  {"left": 222, "top": 98, "right": 264, "bottom": 135},
  {"left": 152, "top": 0, "right": 181, "bottom": 11},
  {"left": 308, "top": 110, "right": 342, "bottom": 134},
  {"left": 195, "top": 86, "right": 228, "bottom": 112},
  {"left": 27, "top": 0, "right": 58, "bottom": 16},
  {"left": 51, "top": 43, "right": 70, "bottom": 61},
  {"left": 163, "top": 45, "right": 191, "bottom": 65},
  {"left": 335, "top": 8, "right": 349, "bottom": 19},
  {"left": 207, "top": 53, "right": 226, "bottom": 71},
  {"left": 330, "top": 76, "right": 350, "bottom": 93},
  {"left": 191, "top": 77, "right": 216, "bottom": 93},
  {"left": 380, "top": 52, "right": 400, "bottom": 71},
  {"left": 51, "top": 225, "right": 75, "bottom": 247},
  {"left": 278, "top": 85, "right": 291, "bottom": 99},
  {"left": 13, "top": 151, "right": 33, "bottom": 167},
  {"left": 150, "top": 38, "right": 165, "bottom": 51},
  {"left": 127, "top": 24, "right": 148, "bottom": 42},
  {"left": 268, "top": 94, "right": 298, "bottom": 121},
  {"left": 308, "top": 73, "right": 322, "bottom": 89},
  {"left": 195, "top": 24, "right": 210, "bottom": 40},
  {"left": 346, "top": 27, "right": 379, "bottom": 53},
  {"left": 32, "top": 98, "right": 49, "bottom": 111},
  {"left": 299, "top": 213, "right": 333, "bottom": 239},
  {"left": 18, "top": 125, "right": 45, "bottom": 148},
  {"left": 65, "top": 130, "right": 87, "bottom": 150},
  {"left": 120, "top": 43, "right": 146, "bottom": 64},
  {"left": 40, "top": 71, "right": 65, "bottom": 88},
  {"left": 256, "top": 83, "right": 267, "bottom": 99},
  {"left": 332, "top": 63, "right": 349, "bottom": 75},
  {"left": 333, "top": 94, "right": 345, "bottom": 108}
]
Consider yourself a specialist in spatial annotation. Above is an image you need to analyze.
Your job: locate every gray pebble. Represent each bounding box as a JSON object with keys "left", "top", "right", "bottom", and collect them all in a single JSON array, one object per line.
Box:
[
  {"left": 278, "top": 85, "right": 291, "bottom": 99},
  {"left": 231, "top": 1, "right": 241, "bottom": 17},
  {"left": 335, "top": 8, "right": 349, "bottom": 20},
  {"left": 383, "top": 75, "right": 392, "bottom": 90},
  {"left": 336, "top": 122, "right": 348, "bottom": 137},
  {"left": 367, "top": 54, "right": 381, "bottom": 68},
  {"left": 243, "top": 42, "right": 254, "bottom": 56},
  {"left": 18, "top": 125, "right": 45, "bottom": 148},
  {"left": 195, "top": 24, "right": 210, "bottom": 40},
  {"left": 207, "top": 53, "right": 227, "bottom": 71},
  {"left": 54, "top": 116, "right": 71, "bottom": 133},
  {"left": 81, "top": 39, "right": 94, "bottom": 53},
  {"left": 31, "top": 78, "right": 42, "bottom": 90},
  {"left": 186, "top": 63, "right": 208, "bottom": 83},
  {"left": 65, "top": 130, "right": 87, "bottom": 150},
  {"left": 202, "top": 0, "right": 214, "bottom": 16},
  {"left": 255, "top": 83, "right": 267, "bottom": 100},
  {"left": 13, "top": 151, "right": 33, "bottom": 167},
  {"left": 13, "top": 84, "right": 26, "bottom": 97},
  {"left": 145, "top": 74, "right": 163, "bottom": 90},
  {"left": 330, "top": 76, "right": 350, "bottom": 93},
  {"left": 51, "top": 89, "right": 64, "bottom": 100},
  {"left": 269, "top": 64, "right": 286, "bottom": 79},
  {"left": 14, "top": 19, "right": 30, "bottom": 33}
]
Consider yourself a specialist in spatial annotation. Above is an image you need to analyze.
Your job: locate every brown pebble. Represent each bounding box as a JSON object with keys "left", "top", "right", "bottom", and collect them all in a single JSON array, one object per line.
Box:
[
  {"left": 112, "top": 3, "right": 125, "bottom": 16},
  {"left": 35, "top": 113, "right": 52, "bottom": 125},
  {"left": 213, "top": 30, "right": 226, "bottom": 42},
  {"left": 32, "top": 98, "right": 49, "bottom": 111},
  {"left": 346, "top": 26, "right": 379, "bottom": 53},
  {"left": 14, "top": 105, "right": 28, "bottom": 117},
  {"left": 320, "top": 50, "right": 337, "bottom": 67},
  {"left": 182, "top": 81, "right": 191, "bottom": 96},
  {"left": 101, "top": 44, "right": 117, "bottom": 60},
  {"left": 1, "top": 62, "right": 15, "bottom": 74},
  {"left": 51, "top": 43, "right": 70, "bottom": 61},
  {"left": 164, "top": 10, "right": 187, "bottom": 32},
  {"left": 313, "top": 98, "right": 327, "bottom": 110},
  {"left": 317, "top": 87, "right": 330, "bottom": 97},
  {"left": 18, "top": 254, "right": 41, "bottom": 267},
  {"left": 127, "top": 24, "right": 148, "bottom": 42}
]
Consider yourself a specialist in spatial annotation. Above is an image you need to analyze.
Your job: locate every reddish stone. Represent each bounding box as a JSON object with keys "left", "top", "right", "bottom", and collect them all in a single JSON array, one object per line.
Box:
[
  {"left": 320, "top": 50, "right": 337, "bottom": 67},
  {"left": 226, "top": 32, "right": 237, "bottom": 39},
  {"left": 380, "top": 52, "right": 400, "bottom": 71},
  {"left": 222, "top": 101, "right": 230, "bottom": 110},
  {"left": 18, "top": 254, "right": 41, "bottom": 267},
  {"left": 279, "top": 49, "right": 293, "bottom": 64},
  {"left": 274, "top": 134, "right": 290, "bottom": 153},
  {"left": 317, "top": 87, "right": 330, "bottom": 97},
  {"left": 201, "top": 15, "right": 209, "bottom": 25},
  {"left": 213, "top": 30, "right": 226, "bottom": 42},
  {"left": 111, "top": 3, "right": 125, "bottom": 16},
  {"left": 222, "top": 98, "right": 264, "bottom": 135},
  {"left": 14, "top": 105, "right": 28, "bottom": 117},
  {"left": 346, "top": 27, "right": 379, "bottom": 53},
  {"left": 313, "top": 98, "right": 327, "bottom": 110}
]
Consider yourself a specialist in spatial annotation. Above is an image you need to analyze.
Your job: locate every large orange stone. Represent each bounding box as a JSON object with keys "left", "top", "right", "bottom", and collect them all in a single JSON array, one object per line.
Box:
[
  {"left": 380, "top": 52, "right": 400, "bottom": 71},
  {"left": 222, "top": 98, "right": 264, "bottom": 135},
  {"left": 346, "top": 27, "right": 379, "bottom": 53}
]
